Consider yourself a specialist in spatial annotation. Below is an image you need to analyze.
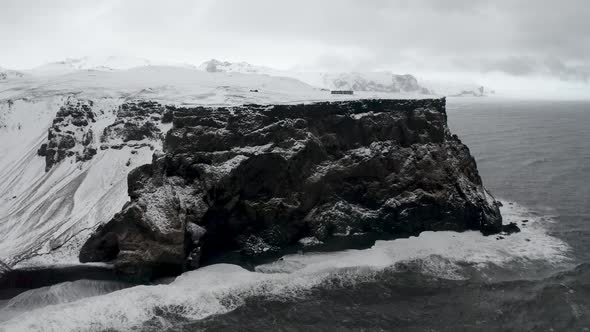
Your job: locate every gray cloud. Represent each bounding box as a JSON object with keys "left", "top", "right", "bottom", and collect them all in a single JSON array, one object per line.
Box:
[
  {"left": 0, "top": 0, "right": 589, "bottom": 84},
  {"left": 482, "top": 57, "right": 537, "bottom": 76},
  {"left": 461, "top": 56, "right": 590, "bottom": 82},
  {"left": 544, "top": 58, "right": 590, "bottom": 82}
]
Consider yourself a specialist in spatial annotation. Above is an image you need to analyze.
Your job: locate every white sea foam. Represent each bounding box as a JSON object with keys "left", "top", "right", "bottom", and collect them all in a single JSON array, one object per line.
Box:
[
  {"left": 0, "top": 201, "right": 571, "bottom": 332},
  {"left": 0, "top": 279, "right": 129, "bottom": 324}
]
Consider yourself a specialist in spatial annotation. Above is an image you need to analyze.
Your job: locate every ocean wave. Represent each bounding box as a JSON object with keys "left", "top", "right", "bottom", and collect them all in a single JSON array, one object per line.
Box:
[
  {"left": 0, "top": 201, "right": 572, "bottom": 332},
  {"left": 0, "top": 279, "right": 129, "bottom": 324}
]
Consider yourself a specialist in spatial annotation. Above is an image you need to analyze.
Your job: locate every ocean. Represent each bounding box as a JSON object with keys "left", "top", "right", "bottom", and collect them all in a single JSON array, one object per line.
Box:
[
  {"left": 448, "top": 98, "right": 590, "bottom": 264},
  {"left": 1, "top": 98, "right": 589, "bottom": 331}
]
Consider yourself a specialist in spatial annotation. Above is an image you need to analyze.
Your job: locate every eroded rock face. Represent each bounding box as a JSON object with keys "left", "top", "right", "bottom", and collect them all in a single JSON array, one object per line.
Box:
[
  {"left": 79, "top": 98, "right": 502, "bottom": 278},
  {"left": 37, "top": 100, "right": 97, "bottom": 171},
  {"left": 100, "top": 101, "right": 168, "bottom": 151}
]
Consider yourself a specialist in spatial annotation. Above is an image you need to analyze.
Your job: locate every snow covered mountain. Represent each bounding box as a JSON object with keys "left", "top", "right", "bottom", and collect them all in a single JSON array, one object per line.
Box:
[
  {"left": 197, "top": 59, "right": 494, "bottom": 96},
  {"left": 0, "top": 68, "right": 27, "bottom": 80},
  {"left": 28, "top": 56, "right": 153, "bottom": 76},
  {"left": 321, "top": 72, "right": 432, "bottom": 94},
  {"left": 198, "top": 59, "right": 275, "bottom": 74},
  {"left": 421, "top": 79, "right": 494, "bottom": 97},
  {"left": 199, "top": 59, "right": 434, "bottom": 94},
  {"left": 449, "top": 86, "right": 493, "bottom": 97},
  {"left": 16, "top": 56, "right": 490, "bottom": 97}
]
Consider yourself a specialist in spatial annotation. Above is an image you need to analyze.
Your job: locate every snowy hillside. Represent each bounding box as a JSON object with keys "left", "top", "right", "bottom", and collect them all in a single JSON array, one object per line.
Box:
[
  {"left": 0, "top": 95, "right": 159, "bottom": 267},
  {"left": 421, "top": 79, "right": 494, "bottom": 97},
  {"left": 0, "top": 68, "right": 27, "bottom": 80},
  {"left": 28, "top": 56, "right": 153, "bottom": 76},
  {"left": 198, "top": 59, "right": 275, "bottom": 74},
  {"left": 3, "top": 66, "right": 337, "bottom": 105}
]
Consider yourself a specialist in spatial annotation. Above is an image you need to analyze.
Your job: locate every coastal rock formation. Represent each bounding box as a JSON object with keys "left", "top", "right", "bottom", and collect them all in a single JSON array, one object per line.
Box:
[
  {"left": 451, "top": 86, "right": 493, "bottom": 97},
  {"left": 79, "top": 98, "right": 503, "bottom": 278}
]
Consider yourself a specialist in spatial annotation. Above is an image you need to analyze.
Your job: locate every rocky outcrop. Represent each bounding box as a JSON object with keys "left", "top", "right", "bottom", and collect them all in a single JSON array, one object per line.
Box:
[
  {"left": 326, "top": 73, "right": 432, "bottom": 94},
  {"left": 0, "top": 68, "right": 25, "bottom": 80},
  {"left": 37, "top": 100, "right": 97, "bottom": 171},
  {"left": 450, "top": 86, "right": 495, "bottom": 97},
  {"left": 80, "top": 98, "right": 502, "bottom": 278},
  {"left": 392, "top": 75, "right": 431, "bottom": 94},
  {"left": 99, "top": 101, "right": 167, "bottom": 151},
  {"left": 37, "top": 100, "right": 168, "bottom": 171},
  {"left": 199, "top": 59, "right": 272, "bottom": 74}
]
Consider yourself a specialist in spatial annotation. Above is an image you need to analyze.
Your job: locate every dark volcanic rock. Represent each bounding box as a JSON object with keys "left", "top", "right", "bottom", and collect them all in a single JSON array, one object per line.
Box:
[
  {"left": 502, "top": 222, "right": 521, "bottom": 234},
  {"left": 101, "top": 101, "right": 165, "bottom": 145},
  {"left": 38, "top": 99, "right": 97, "bottom": 171},
  {"left": 80, "top": 98, "right": 503, "bottom": 278}
]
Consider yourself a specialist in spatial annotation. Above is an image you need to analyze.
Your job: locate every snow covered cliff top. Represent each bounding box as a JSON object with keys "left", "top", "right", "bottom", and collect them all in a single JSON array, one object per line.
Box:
[{"left": 1, "top": 65, "right": 436, "bottom": 106}]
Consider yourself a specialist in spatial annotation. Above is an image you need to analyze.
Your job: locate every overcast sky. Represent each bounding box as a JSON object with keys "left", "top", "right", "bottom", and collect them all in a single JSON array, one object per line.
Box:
[{"left": 1, "top": 0, "right": 589, "bottom": 96}]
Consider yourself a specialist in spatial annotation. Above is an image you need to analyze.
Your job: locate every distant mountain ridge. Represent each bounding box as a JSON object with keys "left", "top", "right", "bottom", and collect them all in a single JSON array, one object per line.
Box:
[
  {"left": 29, "top": 56, "right": 153, "bottom": 76},
  {"left": 197, "top": 59, "right": 496, "bottom": 96},
  {"left": 0, "top": 67, "right": 26, "bottom": 80},
  {"left": 198, "top": 59, "right": 434, "bottom": 95},
  {"left": 198, "top": 59, "right": 275, "bottom": 74},
  {"left": 323, "top": 72, "right": 432, "bottom": 94},
  {"left": 450, "top": 86, "right": 494, "bottom": 97},
  {"left": 1, "top": 57, "right": 494, "bottom": 97}
]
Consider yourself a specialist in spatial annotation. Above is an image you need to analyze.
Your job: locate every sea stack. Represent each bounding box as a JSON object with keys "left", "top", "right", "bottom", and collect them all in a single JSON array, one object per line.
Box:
[{"left": 79, "top": 98, "right": 503, "bottom": 278}]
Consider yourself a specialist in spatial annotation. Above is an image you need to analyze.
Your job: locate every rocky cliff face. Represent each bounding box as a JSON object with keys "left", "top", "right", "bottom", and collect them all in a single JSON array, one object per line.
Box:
[
  {"left": 79, "top": 98, "right": 502, "bottom": 278},
  {"left": 37, "top": 100, "right": 97, "bottom": 171},
  {"left": 99, "top": 100, "right": 167, "bottom": 151},
  {"left": 36, "top": 100, "right": 167, "bottom": 172}
]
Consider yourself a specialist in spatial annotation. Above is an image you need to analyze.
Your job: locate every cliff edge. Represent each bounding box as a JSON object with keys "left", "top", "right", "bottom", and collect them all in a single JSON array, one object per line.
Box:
[{"left": 79, "top": 98, "right": 503, "bottom": 277}]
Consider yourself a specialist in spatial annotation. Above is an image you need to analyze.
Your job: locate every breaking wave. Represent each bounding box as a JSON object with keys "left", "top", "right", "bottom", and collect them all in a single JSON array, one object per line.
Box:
[
  {"left": 0, "top": 279, "right": 129, "bottom": 324},
  {"left": 0, "top": 201, "right": 571, "bottom": 332}
]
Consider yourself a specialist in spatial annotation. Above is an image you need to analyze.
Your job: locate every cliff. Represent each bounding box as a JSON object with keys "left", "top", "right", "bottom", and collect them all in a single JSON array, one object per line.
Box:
[
  {"left": 0, "top": 66, "right": 392, "bottom": 268},
  {"left": 79, "top": 98, "right": 503, "bottom": 277}
]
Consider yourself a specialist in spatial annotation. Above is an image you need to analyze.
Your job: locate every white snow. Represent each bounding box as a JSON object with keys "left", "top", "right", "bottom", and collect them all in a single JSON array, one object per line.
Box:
[
  {"left": 297, "top": 236, "right": 324, "bottom": 247},
  {"left": 420, "top": 77, "right": 492, "bottom": 97},
  {"left": 27, "top": 56, "right": 153, "bottom": 76},
  {"left": 198, "top": 59, "right": 493, "bottom": 97},
  {"left": 3, "top": 65, "right": 434, "bottom": 107},
  {"left": 351, "top": 111, "right": 383, "bottom": 119}
]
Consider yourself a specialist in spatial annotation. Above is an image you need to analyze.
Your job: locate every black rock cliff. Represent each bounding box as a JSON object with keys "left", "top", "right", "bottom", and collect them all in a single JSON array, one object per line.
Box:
[{"left": 80, "top": 98, "right": 503, "bottom": 278}]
